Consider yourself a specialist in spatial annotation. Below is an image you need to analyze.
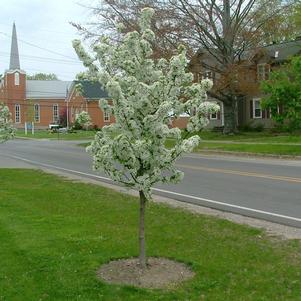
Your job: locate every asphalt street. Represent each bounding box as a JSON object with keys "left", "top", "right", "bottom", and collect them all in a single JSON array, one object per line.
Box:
[{"left": 1, "top": 138, "right": 301, "bottom": 227}]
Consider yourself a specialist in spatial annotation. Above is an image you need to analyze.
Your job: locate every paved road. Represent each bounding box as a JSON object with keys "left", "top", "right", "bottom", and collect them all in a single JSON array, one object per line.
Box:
[{"left": 1, "top": 139, "right": 301, "bottom": 227}]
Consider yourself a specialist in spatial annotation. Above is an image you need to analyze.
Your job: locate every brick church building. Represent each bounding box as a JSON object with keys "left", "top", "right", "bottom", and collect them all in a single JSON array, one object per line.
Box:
[{"left": 0, "top": 23, "right": 113, "bottom": 129}]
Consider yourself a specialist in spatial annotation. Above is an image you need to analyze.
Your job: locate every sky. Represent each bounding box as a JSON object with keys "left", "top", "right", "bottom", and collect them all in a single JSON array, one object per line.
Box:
[{"left": 0, "top": 0, "right": 98, "bottom": 81}]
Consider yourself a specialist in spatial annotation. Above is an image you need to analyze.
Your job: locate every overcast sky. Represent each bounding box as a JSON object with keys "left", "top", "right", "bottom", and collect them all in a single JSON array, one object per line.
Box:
[{"left": 0, "top": 0, "right": 97, "bottom": 81}]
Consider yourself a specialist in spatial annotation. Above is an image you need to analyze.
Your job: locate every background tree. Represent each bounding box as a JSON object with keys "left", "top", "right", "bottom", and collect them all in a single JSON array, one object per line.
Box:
[
  {"left": 74, "top": 0, "right": 297, "bottom": 134},
  {"left": 59, "top": 107, "right": 68, "bottom": 127},
  {"left": 293, "top": 1, "right": 301, "bottom": 29},
  {"left": 0, "top": 103, "right": 15, "bottom": 142},
  {"left": 73, "top": 8, "right": 218, "bottom": 268},
  {"left": 261, "top": 56, "right": 301, "bottom": 131},
  {"left": 26, "top": 73, "right": 59, "bottom": 80}
]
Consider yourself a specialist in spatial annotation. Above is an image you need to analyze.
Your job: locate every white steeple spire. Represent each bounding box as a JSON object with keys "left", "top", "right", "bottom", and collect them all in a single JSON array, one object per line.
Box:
[{"left": 9, "top": 22, "right": 20, "bottom": 70}]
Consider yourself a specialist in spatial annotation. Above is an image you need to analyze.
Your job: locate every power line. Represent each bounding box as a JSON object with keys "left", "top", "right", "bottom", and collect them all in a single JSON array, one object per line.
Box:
[
  {"left": 0, "top": 51, "right": 83, "bottom": 65},
  {"left": 0, "top": 31, "right": 80, "bottom": 61},
  {"left": 0, "top": 21, "right": 77, "bottom": 37}
]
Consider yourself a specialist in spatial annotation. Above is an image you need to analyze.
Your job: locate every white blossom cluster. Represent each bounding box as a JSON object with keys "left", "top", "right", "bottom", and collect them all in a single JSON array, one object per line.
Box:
[
  {"left": 0, "top": 103, "right": 15, "bottom": 142},
  {"left": 73, "top": 8, "right": 218, "bottom": 197},
  {"left": 75, "top": 111, "right": 92, "bottom": 128}
]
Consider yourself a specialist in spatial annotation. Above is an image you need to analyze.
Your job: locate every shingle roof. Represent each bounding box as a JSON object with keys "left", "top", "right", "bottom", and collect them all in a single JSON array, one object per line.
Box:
[
  {"left": 26, "top": 80, "right": 72, "bottom": 99},
  {"left": 193, "top": 39, "right": 301, "bottom": 65},
  {"left": 261, "top": 39, "right": 301, "bottom": 62},
  {"left": 73, "top": 80, "right": 108, "bottom": 99}
]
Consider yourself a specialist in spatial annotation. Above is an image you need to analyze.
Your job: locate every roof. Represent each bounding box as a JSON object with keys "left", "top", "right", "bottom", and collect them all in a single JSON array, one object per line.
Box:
[
  {"left": 192, "top": 38, "right": 301, "bottom": 66},
  {"left": 73, "top": 80, "right": 108, "bottom": 99},
  {"left": 9, "top": 23, "right": 20, "bottom": 70},
  {"left": 26, "top": 80, "right": 72, "bottom": 99},
  {"left": 261, "top": 39, "right": 301, "bottom": 62}
]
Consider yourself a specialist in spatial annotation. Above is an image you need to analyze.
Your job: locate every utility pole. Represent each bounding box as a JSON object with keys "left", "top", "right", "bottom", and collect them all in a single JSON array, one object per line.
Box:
[{"left": 66, "top": 87, "right": 69, "bottom": 129}]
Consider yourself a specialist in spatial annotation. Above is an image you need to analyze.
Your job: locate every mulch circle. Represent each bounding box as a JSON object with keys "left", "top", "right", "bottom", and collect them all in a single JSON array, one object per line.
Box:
[{"left": 96, "top": 257, "right": 195, "bottom": 289}]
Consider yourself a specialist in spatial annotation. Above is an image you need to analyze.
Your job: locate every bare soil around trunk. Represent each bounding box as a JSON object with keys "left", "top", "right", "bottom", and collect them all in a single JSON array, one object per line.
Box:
[{"left": 97, "top": 257, "right": 195, "bottom": 289}]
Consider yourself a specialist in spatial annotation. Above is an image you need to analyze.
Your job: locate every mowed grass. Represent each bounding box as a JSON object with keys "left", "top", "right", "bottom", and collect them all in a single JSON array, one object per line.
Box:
[
  {"left": 1, "top": 169, "right": 301, "bottom": 300},
  {"left": 197, "top": 130, "right": 301, "bottom": 143},
  {"left": 16, "top": 129, "right": 96, "bottom": 140},
  {"left": 197, "top": 142, "right": 301, "bottom": 156}
]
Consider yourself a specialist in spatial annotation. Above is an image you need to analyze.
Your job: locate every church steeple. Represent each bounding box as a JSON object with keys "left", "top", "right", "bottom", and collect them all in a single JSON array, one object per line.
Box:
[{"left": 9, "top": 23, "right": 20, "bottom": 70}]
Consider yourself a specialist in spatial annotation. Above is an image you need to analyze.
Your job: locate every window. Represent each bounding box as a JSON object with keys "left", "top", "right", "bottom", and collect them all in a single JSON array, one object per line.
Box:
[
  {"left": 53, "top": 104, "right": 59, "bottom": 123},
  {"left": 210, "top": 103, "right": 220, "bottom": 120},
  {"left": 34, "top": 104, "right": 40, "bottom": 123},
  {"left": 14, "top": 72, "right": 19, "bottom": 86},
  {"left": 15, "top": 104, "right": 20, "bottom": 123},
  {"left": 210, "top": 112, "right": 217, "bottom": 120},
  {"left": 257, "top": 64, "right": 270, "bottom": 81},
  {"left": 253, "top": 99, "right": 262, "bottom": 118},
  {"left": 104, "top": 109, "right": 110, "bottom": 122},
  {"left": 201, "top": 70, "right": 213, "bottom": 81}
]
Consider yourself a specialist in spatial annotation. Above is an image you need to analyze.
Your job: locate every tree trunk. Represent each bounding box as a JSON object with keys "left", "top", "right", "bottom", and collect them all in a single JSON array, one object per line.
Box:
[
  {"left": 223, "top": 98, "right": 238, "bottom": 134},
  {"left": 139, "top": 190, "right": 147, "bottom": 269}
]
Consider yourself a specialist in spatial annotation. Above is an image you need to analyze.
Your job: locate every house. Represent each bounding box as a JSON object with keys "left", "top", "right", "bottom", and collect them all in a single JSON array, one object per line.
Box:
[
  {"left": 189, "top": 39, "right": 301, "bottom": 129},
  {"left": 0, "top": 23, "right": 112, "bottom": 129}
]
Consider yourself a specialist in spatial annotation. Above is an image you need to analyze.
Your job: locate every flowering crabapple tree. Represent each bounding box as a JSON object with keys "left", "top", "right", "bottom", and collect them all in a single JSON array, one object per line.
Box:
[
  {"left": 0, "top": 103, "right": 15, "bottom": 142},
  {"left": 73, "top": 8, "right": 219, "bottom": 268},
  {"left": 75, "top": 111, "right": 92, "bottom": 129}
]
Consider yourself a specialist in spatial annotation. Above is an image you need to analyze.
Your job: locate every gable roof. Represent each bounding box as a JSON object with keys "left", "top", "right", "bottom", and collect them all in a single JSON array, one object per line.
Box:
[
  {"left": 72, "top": 80, "right": 108, "bottom": 99},
  {"left": 26, "top": 80, "right": 72, "bottom": 99}
]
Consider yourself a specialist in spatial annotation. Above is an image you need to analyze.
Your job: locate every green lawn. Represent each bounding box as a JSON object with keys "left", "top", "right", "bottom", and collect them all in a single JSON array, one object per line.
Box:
[
  {"left": 197, "top": 130, "right": 301, "bottom": 143},
  {"left": 16, "top": 129, "right": 96, "bottom": 140},
  {"left": 1, "top": 169, "right": 301, "bottom": 300},
  {"left": 197, "top": 142, "right": 301, "bottom": 156}
]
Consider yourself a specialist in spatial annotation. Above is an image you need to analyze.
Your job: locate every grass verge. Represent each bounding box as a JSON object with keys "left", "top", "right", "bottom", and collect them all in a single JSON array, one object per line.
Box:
[
  {"left": 197, "top": 142, "right": 301, "bottom": 156},
  {"left": 197, "top": 130, "right": 301, "bottom": 143},
  {"left": 1, "top": 169, "right": 301, "bottom": 300}
]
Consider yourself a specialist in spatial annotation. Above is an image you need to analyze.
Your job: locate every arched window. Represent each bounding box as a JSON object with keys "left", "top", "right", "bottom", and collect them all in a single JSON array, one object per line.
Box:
[
  {"left": 34, "top": 104, "right": 40, "bottom": 123},
  {"left": 14, "top": 72, "right": 20, "bottom": 86},
  {"left": 53, "top": 104, "right": 59, "bottom": 123}
]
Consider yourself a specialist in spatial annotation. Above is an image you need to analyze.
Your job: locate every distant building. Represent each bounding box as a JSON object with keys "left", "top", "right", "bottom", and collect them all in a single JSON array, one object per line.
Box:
[
  {"left": 0, "top": 23, "right": 112, "bottom": 129},
  {"left": 189, "top": 39, "right": 301, "bottom": 129}
]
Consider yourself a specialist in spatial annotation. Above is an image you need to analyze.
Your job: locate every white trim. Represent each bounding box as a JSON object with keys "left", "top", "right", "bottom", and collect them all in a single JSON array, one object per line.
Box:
[
  {"left": 210, "top": 112, "right": 217, "bottom": 120},
  {"left": 252, "top": 98, "right": 262, "bottom": 119},
  {"left": 15, "top": 104, "right": 21, "bottom": 123},
  {"left": 221, "top": 102, "right": 224, "bottom": 126},
  {"left": 103, "top": 109, "right": 110, "bottom": 122},
  {"left": 53, "top": 104, "right": 59, "bottom": 123},
  {"left": 257, "top": 63, "right": 270, "bottom": 81},
  {"left": 5, "top": 69, "right": 26, "bottom": 75},
  {"left": 14, "top": 72, "right": 20, "bottom": 86}
]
